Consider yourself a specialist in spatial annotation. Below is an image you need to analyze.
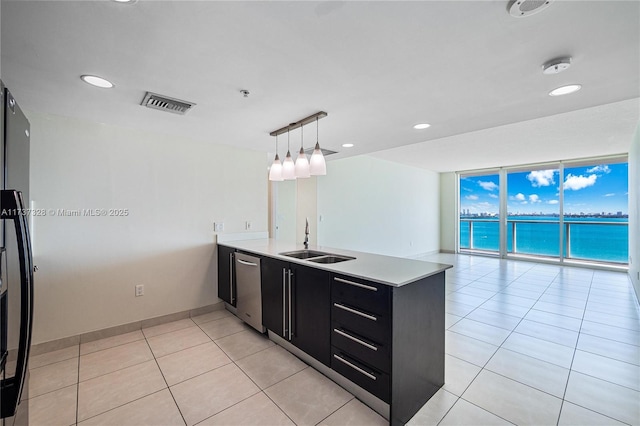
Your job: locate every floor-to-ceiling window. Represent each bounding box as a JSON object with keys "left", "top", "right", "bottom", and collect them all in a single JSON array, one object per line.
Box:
[
  {"left": 562, "top": 160, "right": 629, "bottom": 264},
  {"left": 458, "top": 156, "right": 628, "bottom": 266},
  {"left": 506, "top": 167, "right": 560, "bottom": 258},
  {"left": 459, "top": 172, "right": 500, "bottom": 253}
]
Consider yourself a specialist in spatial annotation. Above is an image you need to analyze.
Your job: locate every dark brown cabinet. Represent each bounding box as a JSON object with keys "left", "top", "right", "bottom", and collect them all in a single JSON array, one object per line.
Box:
[
  {"left": 290, "top": 263, "right": 331, "bottom": 366},
  {"left": 260, "top": 256, "right": 289, "bottom": 337},
  {"left": 331, "top": 273, "right": 445, "bottom": 426},
  {"left": 331, "top": 274, "right": 391, "bottom": 401},
  {"left": 217, "top": 245, "right": 236, "bottom": 306},
  {"left": 261, "top": 257, "right": 331, "bottom": 367}
]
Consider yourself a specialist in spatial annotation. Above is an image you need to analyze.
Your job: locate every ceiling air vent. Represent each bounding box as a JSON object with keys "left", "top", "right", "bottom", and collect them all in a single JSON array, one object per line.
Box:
[
  {"left": 140, "top": 92, "right": 195, "bottom": 115},
  {"left": 508, "top": 0, "right": 553, "bottom": 18}
]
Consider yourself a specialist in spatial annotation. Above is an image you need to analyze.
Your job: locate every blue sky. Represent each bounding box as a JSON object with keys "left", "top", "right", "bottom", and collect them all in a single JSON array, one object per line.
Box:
[{"left": 460, "top": 163, "right": 628, "bottom": 215}]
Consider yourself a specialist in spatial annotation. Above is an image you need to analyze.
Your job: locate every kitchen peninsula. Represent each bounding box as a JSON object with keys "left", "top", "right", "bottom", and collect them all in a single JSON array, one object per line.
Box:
[{"left": 218, "top": 239, "right": 452, "bottom": 425}]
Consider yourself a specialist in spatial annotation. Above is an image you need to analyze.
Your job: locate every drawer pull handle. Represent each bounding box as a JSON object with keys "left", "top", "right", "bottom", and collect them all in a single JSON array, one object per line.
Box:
[
  {"left": 334, "top": 277, "right": 378, "bottom": 292},
  {"left": 333, "top": 354, "right": 377, "bottom": 381},
  {"left": 333, "top": 303, "right": 377, "bottom": 321},
  {"left": 334, "top": 329, "right": 378, "bottom": 351}
]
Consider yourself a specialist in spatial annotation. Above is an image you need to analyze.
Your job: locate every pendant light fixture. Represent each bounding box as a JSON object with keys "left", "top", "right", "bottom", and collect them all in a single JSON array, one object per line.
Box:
[
  {"left": 295, "top": 124, "right": 311, "bottom": 178},
  {"left": 269, "top": 111, "right": 327, "bottom": 181},
  {"left": 268, "top": 134, "right": 283, "bottom": 181},
  {"left": 282, "top": 129, "right": 296, "bottom": 180},
  {"left": 309, "top": 116, "right": 327, "bottom": 176}
]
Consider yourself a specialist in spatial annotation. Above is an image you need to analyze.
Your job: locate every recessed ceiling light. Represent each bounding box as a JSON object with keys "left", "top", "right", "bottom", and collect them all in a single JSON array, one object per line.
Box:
[
  {"left": 413, "top": 123, "right": 431, "bottom": 130},
  {"left": 113, "top": 0, "right": 137, "bottom": 3},
  {"left": 342, "top": 143, "right": 354, "bottom": 148},
  {"left": 549, "top": 84, "right": 581, "bottom": 96},
  {"left": 81, "top": 75, "right": 114, "bottom": 89}
]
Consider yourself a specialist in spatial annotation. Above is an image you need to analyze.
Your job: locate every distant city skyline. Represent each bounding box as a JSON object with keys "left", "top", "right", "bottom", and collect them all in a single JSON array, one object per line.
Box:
[{"left": 460, "top": 162, "right": 628, "bottom": 216}]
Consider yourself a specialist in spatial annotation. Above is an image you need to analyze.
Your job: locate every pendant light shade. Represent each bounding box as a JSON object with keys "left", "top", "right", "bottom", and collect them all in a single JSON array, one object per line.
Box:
[
  {"left": 295, "top": 126, "right": 310, "bottom": 178},
  {"left": 282, "top": 152, "right": 296, "bottom": 180},
  {"left": 269, "top": 135, "right": 284, "bottom": 181},
  {"left": 269, "top": 154, "right": 283, "bottom": 181},
  {"left": 310, "top": 143, "right": 326, "bottom": 176},
  {"left": 282, "top": 130, "right": 296, "bottom": 180},
  {"left": 309, "top": 117, "right": 326, "bottom": 176}
]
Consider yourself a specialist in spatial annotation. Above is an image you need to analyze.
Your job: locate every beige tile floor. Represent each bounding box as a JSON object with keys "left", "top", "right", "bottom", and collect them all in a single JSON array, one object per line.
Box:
[{"left": 25, "top": 254, "right": 640, "bottom": 425}]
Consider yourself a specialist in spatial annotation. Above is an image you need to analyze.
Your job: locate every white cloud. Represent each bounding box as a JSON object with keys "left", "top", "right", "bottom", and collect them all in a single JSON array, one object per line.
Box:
[
  {"left": 527, "top": 170, "right": 555, "bottom": 187},
  {"left": 547, "top": 200, "right": 559, "bottom": 205},
  {"left": 515, "top": 193, "right": 525, "bottom": 201},
  {"left": 465, "top": 195, "right": 479, "bottom": 200},
  {"left": 564, "top": 174, "right": 597, "bottom": 191},
  {"left": 586, "top": 165, "right": 611, "bottom": 174},
  {"left": 604, "top": 193, "right": 615, "bottom": 197},
  {"left": 488, "top": 194, "right": 498, "bottom": 199},
  {"left": 529, "top": 194, "right": 541, "bottom": 203},
  {"left": 478, "top": 181, "right": 498, "bottom": 191}
]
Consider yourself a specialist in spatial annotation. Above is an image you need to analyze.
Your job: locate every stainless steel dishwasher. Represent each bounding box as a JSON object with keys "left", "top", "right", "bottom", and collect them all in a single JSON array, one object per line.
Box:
[{"left": 234, "top": 252, "right": 266, "bottom": 333}]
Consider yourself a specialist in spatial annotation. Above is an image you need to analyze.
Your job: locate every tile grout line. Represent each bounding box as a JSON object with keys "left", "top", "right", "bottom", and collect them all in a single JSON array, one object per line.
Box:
[
  {"left": 190, "top": 324, "right": 300, "bottom": 426},
  {"left": 314, "top": 396, "right": 356, "bottom": 425},
  {"left": 76, "top": 388, "right": 169, "bottom": 425},
  {"left": 143, "top": 331, "right": 189, "bottom": 426},
  {"left": 448, "top": 262, "right": 562, "bottom": 423},
  {"left": 556, "top": 269, "right": 595, "bottom": 426},
  {"left": 437, "top": 261, "right": 546, "bottom": 423}
]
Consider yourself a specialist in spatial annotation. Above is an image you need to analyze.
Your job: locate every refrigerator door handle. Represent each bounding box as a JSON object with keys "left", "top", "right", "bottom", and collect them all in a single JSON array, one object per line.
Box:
[{"left": 0, "top": 189, "right": 34, "bottom": 418}]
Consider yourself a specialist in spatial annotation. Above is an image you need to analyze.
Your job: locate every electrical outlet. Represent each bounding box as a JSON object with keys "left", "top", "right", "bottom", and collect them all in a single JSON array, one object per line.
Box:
[
  {"left": 214, "top": 222, "right": 224, "bottom": 232},
  {"left": 135, "top": 284, "right": 144, "bottom": 297},
  {"left": 245, "top": 221, "right": 252, "bottom": 230}
]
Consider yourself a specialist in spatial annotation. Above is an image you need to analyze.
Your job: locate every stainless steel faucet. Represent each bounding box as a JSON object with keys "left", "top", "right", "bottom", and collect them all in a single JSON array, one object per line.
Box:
[{"left": 304, "top": 218, "right": 309, "bottom": 249}]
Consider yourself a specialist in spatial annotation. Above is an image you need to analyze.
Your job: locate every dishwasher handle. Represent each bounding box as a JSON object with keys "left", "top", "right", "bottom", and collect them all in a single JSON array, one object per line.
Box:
[{"left": 236, "top": 259, "right": 258, "bottom": 267}]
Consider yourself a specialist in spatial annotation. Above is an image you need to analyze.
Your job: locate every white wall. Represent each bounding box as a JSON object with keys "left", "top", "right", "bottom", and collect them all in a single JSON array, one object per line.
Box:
[
  {"left": 317, "top": 155, "right": 440, "bottom": 258},
  {"left": 296, "top": 176, "right": 317, "bottom": 245},
  {"left": 273, "top": 180, "right": 297, "bottom": 242},
  {"left": 629, "top": 124, "right": 639, "bottom": 303},
  {"left": 439, "top": 172, "right": 457, "bottom": 253},
  {"left": 29, "top": 112, "right": 268, "bottom": 343}
]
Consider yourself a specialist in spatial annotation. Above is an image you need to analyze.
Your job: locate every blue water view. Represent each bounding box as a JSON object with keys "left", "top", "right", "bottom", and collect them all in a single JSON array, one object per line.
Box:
[{"left": 460, "top": 216, "right": 628, "bottom": 263}]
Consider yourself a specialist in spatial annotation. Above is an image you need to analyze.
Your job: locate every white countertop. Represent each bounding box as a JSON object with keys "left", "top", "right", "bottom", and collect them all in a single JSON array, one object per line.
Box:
[{"left": 218, "top": 239, "right": 452, "bottom": 287}]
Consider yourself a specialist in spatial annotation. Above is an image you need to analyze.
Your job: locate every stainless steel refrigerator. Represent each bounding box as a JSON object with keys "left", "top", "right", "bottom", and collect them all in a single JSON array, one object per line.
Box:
[{"left": 0, "top": 81, "right": 34, "bottom": 426}]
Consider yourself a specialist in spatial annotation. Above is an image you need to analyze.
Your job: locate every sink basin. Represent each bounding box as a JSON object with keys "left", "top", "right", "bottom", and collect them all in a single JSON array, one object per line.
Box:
[
  {"left": 307, "top": 255, "right": 355, "bottom": 264},
  {"left": 279, "top": 250, "right": 356, "bottom": 264},
  {"left": 280, "top": 250, "right": 331, "bottom": 259}
]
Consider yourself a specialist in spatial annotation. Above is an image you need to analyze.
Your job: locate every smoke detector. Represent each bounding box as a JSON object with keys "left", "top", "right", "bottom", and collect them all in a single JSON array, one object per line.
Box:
[
  {"left": 141, "top": 92, "right": 195, "bottom": 115},
  {"left": 542, "top": 57, "right": 572, "bottom": 75},
  {"left": 508, "top": 0, "right": 553, "bottom": 18}
]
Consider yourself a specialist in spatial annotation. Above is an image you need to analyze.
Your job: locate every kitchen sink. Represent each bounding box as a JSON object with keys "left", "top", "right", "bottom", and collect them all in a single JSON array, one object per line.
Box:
[
  {"left": 280, "top": 250, "right": 331, "bottom": 259},
  {"left": 307, "top": 255, "right": 355, "bottom": 264},
  {"left": 279, "top": 250, "right": 355, "bottom": 264}
]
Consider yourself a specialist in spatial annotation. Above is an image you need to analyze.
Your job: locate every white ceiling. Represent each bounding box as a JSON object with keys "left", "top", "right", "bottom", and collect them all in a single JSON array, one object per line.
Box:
[{"left": 1, "top": 0, "right": 639, "bottom": 172}]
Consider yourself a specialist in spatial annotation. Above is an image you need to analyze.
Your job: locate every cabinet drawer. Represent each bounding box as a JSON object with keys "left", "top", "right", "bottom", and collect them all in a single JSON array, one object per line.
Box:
[
  {"left": 331, "top": 347, "right": 390, "bottom": 403},
  {"left": 332, "top": 275, "right": 390, "bottom": 315},
  {"left": 331, "top": 325, "right": 390, "bottom": 373},
  {"left": 332, "top": 302, "right": 390, "bottom": 343}
]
